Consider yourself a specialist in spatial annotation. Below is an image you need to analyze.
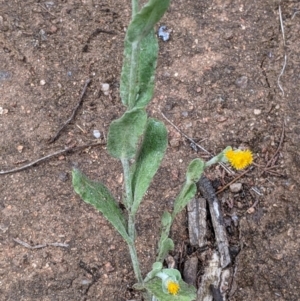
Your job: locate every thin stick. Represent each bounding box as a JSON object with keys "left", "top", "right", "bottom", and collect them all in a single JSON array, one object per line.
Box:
[
  {"left": 0, "top": 142, "right": 104, "bottom": 175},
  {"left": 13, "top": 238, "right": 69, "bottom": 249},
  {"left": 216, "top": 167, "right": 252, "bottom": 194},
  {"left": 160, "top": 111, "right": 233, "bottom": 174},
  {"left": 37, "top": 3, "right": 56, "bottom": 17},
  {"left": 49, "top": 79, "right": 91, "bottom": 143},
  {"left": 292, "top": 10, "right": 300, "bottom": 19},
  {"left": 277, "top": 5, "right": 287, "bottom": 96}
]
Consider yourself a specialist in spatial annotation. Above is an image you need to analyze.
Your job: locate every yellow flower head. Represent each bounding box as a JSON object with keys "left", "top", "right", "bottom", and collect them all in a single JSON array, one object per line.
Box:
[
  {"left": 166, "top": 279, "right": 180, "bottom": 295},
  {"left": 225, "top": 149, "right": 253, "bottom": 170}
]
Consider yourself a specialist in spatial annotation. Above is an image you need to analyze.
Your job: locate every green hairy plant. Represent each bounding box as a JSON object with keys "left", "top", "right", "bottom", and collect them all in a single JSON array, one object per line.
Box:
[
  {"left": 72, "top": 0, "right": 253, "bottom": 300},
  {"left": 72, "top": 1, "right": 198, "bottom": 299}
]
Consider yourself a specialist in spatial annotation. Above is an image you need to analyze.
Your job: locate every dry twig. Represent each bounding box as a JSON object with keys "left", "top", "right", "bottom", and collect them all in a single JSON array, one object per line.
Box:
[
  {"left": 49, "top": 78, "right": 91, "bottom": 143},
  {"left": 277, "top": 5, "right": 287, "bottom": 96},
  {"left": 216, "top": 167, "right": 253, "bottom": 194},
  {"left": 13, "top": 238, "right": 69, "bottom": 249},
  {"left": 160, "top": 111, "right": 233, "bottom": 174},
  {"left": 0, "top": 142, "right": 104, "bottom": 175}
]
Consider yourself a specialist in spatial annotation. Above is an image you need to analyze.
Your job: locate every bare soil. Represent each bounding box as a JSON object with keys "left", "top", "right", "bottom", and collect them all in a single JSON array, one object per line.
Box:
[{"left": 1, "top": 0, "right": 299, "bottom": 300}]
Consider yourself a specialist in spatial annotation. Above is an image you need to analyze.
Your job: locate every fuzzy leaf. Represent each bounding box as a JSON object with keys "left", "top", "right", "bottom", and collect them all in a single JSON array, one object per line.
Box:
[
  {"left": 144, "top": 262, "right": 163, "bottom": 283},
  {"left": 145, "top": 278, "right": 197, "bottom": 301},
  {"left": 107, "top": 109, "right": 147, "bottom": 159},
  {"left": 131, "top": 118, "right": 168, "bottom": 214},
  {"left": 186, "top": 158, "right": 205, "bottom": 184},
  {"left": 156, "top": 212, "right": 174, "bottom": 262},
  {"left": 120, "top": 31, "right": 158, "bottom": 109},
  {"left": 172, "top": 159, "right": 204, "bottom": 218},
  {"left": 127, "top": 0, "right": 170, "bottom": 43},
  {"left": 172, "top": 183, "right": 197, "bottom": 218},
  {"left": 72, "top": 169, "right": 131, "bottom": 244},
  {"left": 135, "top": 31, "right": 158, "bottom": 108}
]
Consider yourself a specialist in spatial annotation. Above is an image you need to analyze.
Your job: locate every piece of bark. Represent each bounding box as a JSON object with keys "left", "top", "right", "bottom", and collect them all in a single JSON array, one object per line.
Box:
[
  {"left": 197, "top": 251, "right": 221, "bottom": 301},
  {"left": 187, "top": 197, "right": 207, "bottom": 247},
  {"left": 183, "top": 256, "right": 199, "bottom": 287},
  {"left": 198, "top": 176, "right": 231, "bottom": 268}
]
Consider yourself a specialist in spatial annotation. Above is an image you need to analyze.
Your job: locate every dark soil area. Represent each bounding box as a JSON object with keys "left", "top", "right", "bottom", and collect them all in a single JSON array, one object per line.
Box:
[{"left": 1, "top": 0, "right": 299, "bottom": 300}]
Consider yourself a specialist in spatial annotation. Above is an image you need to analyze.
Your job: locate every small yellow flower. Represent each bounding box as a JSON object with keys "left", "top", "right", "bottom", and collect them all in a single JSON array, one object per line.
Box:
[
  {"left": 166, "top": 279, "right": 180, "bottom": 295},
  {"left": 225, "top": 149, "right": 253, "bottom": 170}
]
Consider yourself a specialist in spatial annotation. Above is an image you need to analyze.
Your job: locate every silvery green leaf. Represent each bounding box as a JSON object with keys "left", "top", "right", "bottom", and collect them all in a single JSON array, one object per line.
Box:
[
  {"left": 131, "top": 118, "right": 167, "bottom": 214},
  {"left": 72, "top": 169, "right": 131, "bottom": 244},
  {"left": 107, "top": 109, "right": 147, "bottom": 159},
  {"left": 127, "top": 0, "right": 170, "bottom": 43},
  {"left": 186, "top": 158, "right": 205, "bottom": 183},
  {"left": 172, "top": 183, "right": 197, "bottom": 218},
  {"left": 120, "top": 31, "right": 158, "bottom": 109},
  {"left": 172, "top": 159, "right": 204, "bottom": 217},
  {"left": 144, "top": 262, "right": 163, "bottom": 283},
  {"left": 156, "top": 211, "right": 174, "bottom": 262}
]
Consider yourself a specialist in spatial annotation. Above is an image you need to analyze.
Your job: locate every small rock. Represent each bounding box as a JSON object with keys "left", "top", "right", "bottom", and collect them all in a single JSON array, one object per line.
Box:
[
  {"left": 101, "top": 83, "right": 110, "bottom": 96},
  {"left": 104, "top": 262, "right": 114, "bottom": 272},
  {"left": 40, "top": 79, "right": 46, "bottom": 86},
  {"left": 93, "top": 129, "right": 101, "bottom": 139},
  {"left": 247, "top": 207, "right": 255, "bottom": 214},
  {"left": 58, "top": 172, "right": 69, "bottom": 182},
  {"left": 49, "top": 25, "right": 58, "bottom": 34},
  {"left": 254, "top": 109, "right": 262, "bottom": 115},
  {"left": 230, "top": 183, "right": 242, "bottom": 193},
  {"left": 17, "top": 145, "right": 24, "bottom": 153},
  {"left": 169, "top": 138, "right": 180, "bottom": 147},
  {"left": 0, "top": 107, "right": 8, "bottom": 115},
  {"left": 158, "top": 26, "right": 170, "bottom": 41},
  {"left": 235, "top": 75, "right": 248, "bottom": 88}
]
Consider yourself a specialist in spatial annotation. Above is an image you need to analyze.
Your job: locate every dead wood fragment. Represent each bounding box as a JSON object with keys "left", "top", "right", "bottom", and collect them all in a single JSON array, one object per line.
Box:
[
  {"left": 187, "top": 197, "right": 207, "bottom": 248},
  {"left": 183, "top": 256, "right": 198, "bottom": 287},
  {"left": 198, "top": 176, "right": 231, "bottom": 268},
  {"left": 197, "top": 251, "right": 221, "bottom": 301}
]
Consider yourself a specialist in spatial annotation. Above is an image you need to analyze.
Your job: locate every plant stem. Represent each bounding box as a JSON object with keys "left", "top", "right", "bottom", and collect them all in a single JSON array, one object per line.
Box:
[
  {"left": 128, "top": 240, "right": 143, "bottom": 284},
  {"left": 121, "top": 158, "right": 143, "bottom": 285},
  {"left": 121, "top": 158, "right": 133, "bottom": 210}
]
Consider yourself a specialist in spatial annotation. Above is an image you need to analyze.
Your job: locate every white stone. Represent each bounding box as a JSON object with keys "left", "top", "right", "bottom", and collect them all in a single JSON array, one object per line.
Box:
[
  {"left": 230, "top": 183, "right": 242, "bottom": 193},
  {"left": 254, "top": 109, "right": 261, "bottom": 115},
  {"left": 93, "top": 130, "right": 101, "bottom": 139}
]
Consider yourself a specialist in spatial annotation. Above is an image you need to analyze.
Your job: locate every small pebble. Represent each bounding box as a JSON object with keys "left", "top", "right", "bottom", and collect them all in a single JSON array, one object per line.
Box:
[
  {"left": 0, "top": 107, "right": 8, "bottom": 115},
  {"left": 101, "top": 83, "right": 110, "bottom": 96},
  {"left": 235, "top": 75, "right": 248, "bottom": 88},
  {"left": 17, "top": 145, "right": 24, "bottom": 153},
  {"left": 230, "top": 183, "right": 242, "bottom": 193},
  {"left": 58, "top": 172, "right": 69, "bottom": 182},
  {"left": 40, "top": 79, "right": 46, "bottom": 86},
  {"left": 104, "top": 262, "right": 114, "bottom": 272},
  {"left": 158, "top": 25, "right": 170, "bottom": 41},
  {"left": 93, "top": 129, "right": 101, "bottom": 139},
  {"left": 254, "top": 109, "right": 262, "bottom": 115}
]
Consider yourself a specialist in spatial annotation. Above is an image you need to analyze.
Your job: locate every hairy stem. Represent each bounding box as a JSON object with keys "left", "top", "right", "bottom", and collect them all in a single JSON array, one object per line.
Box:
[
  {"left": 121, "top": 158, "right": 143, "bottom": 285},
  {"left": 128, "top": 240, "right": 143, "bottom": 284},
  {"left": 121, "top": 158, "right": 133, "bottom": 210}
]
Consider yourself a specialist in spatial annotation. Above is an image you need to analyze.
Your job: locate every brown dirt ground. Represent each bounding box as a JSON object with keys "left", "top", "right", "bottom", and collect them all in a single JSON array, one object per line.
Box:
[{"left": 0, "top": 0, "right": 299, "bottom": 300}]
